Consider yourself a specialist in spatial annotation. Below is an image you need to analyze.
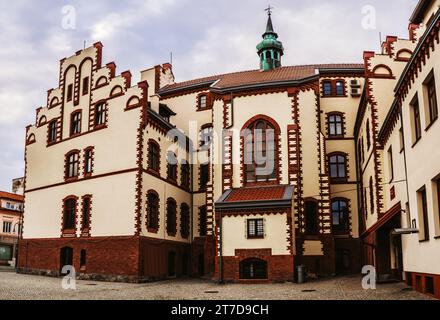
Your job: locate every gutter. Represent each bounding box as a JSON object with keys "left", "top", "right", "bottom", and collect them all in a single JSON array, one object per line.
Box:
[{"left": 210, "top": 75, "right": 320, "bottom": 94}]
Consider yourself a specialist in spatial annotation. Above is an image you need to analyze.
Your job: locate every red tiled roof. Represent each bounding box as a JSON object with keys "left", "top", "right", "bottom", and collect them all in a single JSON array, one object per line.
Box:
[
  {"left": 0, "top": 191, "right": 24, "bottom": 202},
  {"left": 161, "top": 64, "right": 364, "bottom": 93},
  {"left": 225, "top": 186, "right": 288, "bottom": 203}
]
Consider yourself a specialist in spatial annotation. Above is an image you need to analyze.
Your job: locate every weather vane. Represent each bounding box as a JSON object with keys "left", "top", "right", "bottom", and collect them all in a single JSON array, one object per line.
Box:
[{"left": 265, "top": 5, "right": 274, "bottom": 16}]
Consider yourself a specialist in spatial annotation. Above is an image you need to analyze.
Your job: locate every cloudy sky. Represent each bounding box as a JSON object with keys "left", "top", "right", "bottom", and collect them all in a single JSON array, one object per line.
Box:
[{"left": 0, "top": 0, "right": 418, "bottom": 191}]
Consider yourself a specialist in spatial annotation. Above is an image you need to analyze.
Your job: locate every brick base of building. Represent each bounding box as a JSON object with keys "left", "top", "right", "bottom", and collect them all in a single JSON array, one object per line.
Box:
[
  {"left": 214, "top": 249, "right": 294, "bottom": 283},
  {"left": 17, "top": 236, "right": 191, "bottom": 283},
  {"left": 405, "top": 271, "right": 440, "bottom": 300}
]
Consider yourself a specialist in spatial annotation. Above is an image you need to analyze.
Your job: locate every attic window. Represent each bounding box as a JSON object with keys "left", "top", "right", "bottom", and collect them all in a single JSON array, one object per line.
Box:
[{"left": 198, "top": 95, "right": 207, "bottom": 110}]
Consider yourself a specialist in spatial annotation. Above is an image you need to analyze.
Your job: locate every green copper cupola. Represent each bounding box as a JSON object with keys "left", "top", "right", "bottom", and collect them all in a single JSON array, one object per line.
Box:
[{"left": 257, "top": 8, "right": 284, "bottom": 71}]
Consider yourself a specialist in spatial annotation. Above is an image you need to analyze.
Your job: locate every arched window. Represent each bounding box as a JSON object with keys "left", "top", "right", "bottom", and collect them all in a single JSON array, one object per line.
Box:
[
  {"left": 199, "top": 206, "right": 207, "bottom": 236},
  {"left": 328, "top": 113, "right": 344, "bottom": 137},
  {"left": 369, "top": 177, "right": 375, "bottom": 214},
  {"left": 243, "top": 118, "right": 278, "bottom": 185},
  {"left": 147, "top": 191, "right": 159, "bottom": 231},
  {"left": 332, "top": 199, "right": 349, "bottom": 232},
  {"left": 65, "top": 151, "right": 80, "bottom": 179},
  {"left": 329, "top": 153, "right": 347, "bottom": 181},
  {"left": 166, "top": 198, "right": 177, "bottom": 236},
  {"left": 148, "top": 140, "right": 160, "bottom": 173},
  {"left": 63, "top": 197, "right": 77, "bottom": 231},
  {"left": 366, "top": 120, "right": 371, "bottom": 150},
  {"left": 239, "top": 258, "right": 268, "bottom": 280},
  {"left": 167, "top": 152, "right": 178, "bottom": 182},
  {"left": 180, "top": 203, "right": 190, "bottom": 239},
  {"left": 84, "top": 147, "right": 94, "bottom": 176},
  {"left": 181, "top": 162, "right": 190, "bottom": 189},
  {"left": 81, "top": 196, "right": 91, "bottom": 230},
  {"left": 305, "top": 200, "right": 319, "bottom": 235}
]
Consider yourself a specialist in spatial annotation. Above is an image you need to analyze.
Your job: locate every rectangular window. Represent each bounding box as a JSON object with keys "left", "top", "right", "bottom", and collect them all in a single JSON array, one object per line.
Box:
[
  {"left": 323, "top": 82, "right": 332, "bottom": 96},
  {"left": 66, "top": 153, "right": 79, "bottom": 179},
  {"left": 425, "top": 75, "right": 438, "bottom": 125},
  {"left": 95, "top": 103, "right": 106, "bottom": 127},
  {"left": 247, "top": 219, "right": 264, "bottom": 239},
  {"left": 71, "top": 112, "right": 82, "bottom": 136},
  {"left": 418, "top": 187, "right": 430, "bottom": 241},
  {"left": 82, "top": 77, "right": 89, "bottom": 95},
  {"left": 198, "top": 95, "right": 207, "bottom": 109},
  {"left": 200, "top": 164, "right": 209, "bottom": 190},
  {"left": 335, "top": 81, "right": 345, "bottom": 96},
  {"left": 387, "top": 146, "right": 394, "bottom": 182},
  {"left": 411, "top": 96, "right": 422, "bottom": 143},
  {"left": 48, "top": 121, "right": 57, "bottom": 143},
  {"left": 399, "top": 127, "right": 405, "bottom": 152},
  {"left": 2, "top": 221, "right": 12, "bottom": 234},
  {"left": 84, "top": 149, "right": 93, "bottom": 175},
  {"left": 67, "top": 84, "right": 73, "bottom": 102},
  {"left": 82, "top": 197, "right": 91, "bottom": 229}
]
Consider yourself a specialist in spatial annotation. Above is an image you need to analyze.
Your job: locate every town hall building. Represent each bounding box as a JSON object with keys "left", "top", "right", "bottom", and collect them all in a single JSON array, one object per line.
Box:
[{"left": 18, "top": 0, "right": 440, "bottom": 298}]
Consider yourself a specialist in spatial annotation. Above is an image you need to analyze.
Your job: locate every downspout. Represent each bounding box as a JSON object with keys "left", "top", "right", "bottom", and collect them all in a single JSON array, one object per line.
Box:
[
  {"left": 219, "top": 209, "right": 224, "bottom": 284},
  {"left": 190, "top": 140, "right": 194, "bottom": 278},
  {"left": 400, "top": 107, "right": 411, "bottom": 226}
]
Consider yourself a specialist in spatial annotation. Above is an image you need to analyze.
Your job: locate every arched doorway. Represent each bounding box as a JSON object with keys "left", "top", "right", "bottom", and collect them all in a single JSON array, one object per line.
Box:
[
  {"left": 239, "top": 258, "right": 268, "bottom": 280},
  {"left": 60, "top": 247, "right": 73, "bottom": 273}
]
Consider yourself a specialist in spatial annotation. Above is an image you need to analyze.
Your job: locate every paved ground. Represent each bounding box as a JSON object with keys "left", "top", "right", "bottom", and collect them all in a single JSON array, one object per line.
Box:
[{"left": 0, "top": 271, "right": 434, "bottom": 300}]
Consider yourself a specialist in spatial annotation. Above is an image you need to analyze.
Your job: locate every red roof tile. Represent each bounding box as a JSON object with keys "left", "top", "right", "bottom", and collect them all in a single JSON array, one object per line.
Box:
[
  {"left": 226, "top": 186, "right": 288, "bottom": 203},
  {"left": 161, "top": 64, "right": 364, "bottom": 93},
  {"left": 0, "top": 191, "right": 24, "bottom": 202}
]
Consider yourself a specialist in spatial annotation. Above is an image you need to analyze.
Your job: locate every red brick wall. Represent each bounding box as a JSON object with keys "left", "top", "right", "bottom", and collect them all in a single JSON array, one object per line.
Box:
[
  {"left": 406, "top": 272, "right": 440, "bottom": 300},
  {"left": 214, "top": 249, "right": 294, "bottom": 283},
  {"left": 18, "top": 236, "right": 140, "bottom": 279}
]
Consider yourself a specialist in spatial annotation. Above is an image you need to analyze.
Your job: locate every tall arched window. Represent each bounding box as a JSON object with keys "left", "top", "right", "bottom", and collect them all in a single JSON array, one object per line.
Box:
[
  {"left": 148, "top": 140, "right": 160, "bottom": 173},
  {"left": 332, "top": 199, "right": 349, "bottom": 232},
  {"left": 63, "top": 197, "right": 77, "bottom": 231},
  {"left": 48, "top": 120, "right": 57, "bottom": 143},
  {"left": 167, "top": 152, "right": 178, "bottom": 182},
  {"left": 305, "top": 200, "right": 319, "bottom": 235},
  {"left": 369, "top": 177, "right": 375, "bottom": 214},
  {"left": 65, "top": 151, "right": 80, "bottom": 180},
  {"left": 243, "top": 117, "right": 279, "bottom": 185},
  {"left": 329, "top": 153, "right": 347, "bottom": 182},
  {"left": 180, "top": 203, "right": 190, "bottom": 239},
  {"left": 199, "top": 206, "right": 207, "bottom": 237},
  {"left": 147, "top": 191, "right": 159, "bottom": 232},
  {"left": 366, "top": 120, "right": 371, "bottom": 150},
  {"left": 166, "top": 198, "right": 177, "bottom": 237}
]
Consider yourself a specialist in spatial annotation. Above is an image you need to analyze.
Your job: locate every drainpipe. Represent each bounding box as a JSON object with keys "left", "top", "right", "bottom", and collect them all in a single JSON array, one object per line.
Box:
[
  {"left": 400, "top": 108, "right": 411, "bottom": 227},
  {"left": 354, "top": 132, "right": 364, "bottom": 266},
  {"left": 218, "top": 209, "right": 224, "bottom": 284},
  {"left": 190, "top": 140, "right": 195, "bottom": 278}
]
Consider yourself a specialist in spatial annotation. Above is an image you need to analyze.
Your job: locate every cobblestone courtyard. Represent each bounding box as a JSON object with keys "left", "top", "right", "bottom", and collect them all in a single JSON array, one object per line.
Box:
[{"left": 0, "top": 270, "right": 433, "bottom": 300}]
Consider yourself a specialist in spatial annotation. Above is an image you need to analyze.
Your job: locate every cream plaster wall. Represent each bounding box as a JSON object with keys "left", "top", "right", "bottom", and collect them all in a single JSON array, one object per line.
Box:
[{"left": 222, "top": 213, "right": 290, "bottom": 257}]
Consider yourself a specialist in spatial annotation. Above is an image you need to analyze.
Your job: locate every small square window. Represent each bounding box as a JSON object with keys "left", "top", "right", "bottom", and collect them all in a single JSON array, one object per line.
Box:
[{"left": 247, "top": 219, "right": 264, "bottom": 239}]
